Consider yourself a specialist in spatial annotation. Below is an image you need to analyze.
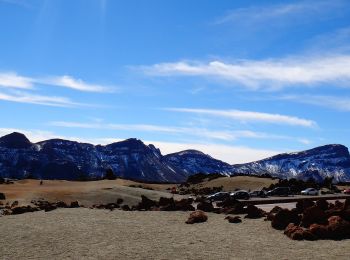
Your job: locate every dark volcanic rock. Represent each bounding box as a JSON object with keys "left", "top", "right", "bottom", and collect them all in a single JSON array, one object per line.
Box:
[
  {"left": 225, "top": 216, "right": 242, "bottom": 223},
  {"left": 0, "top": 192, "right": 5, "bottom": 200},
  {"left": 185, "top": 210, "right": 208, "bottom": 224}
]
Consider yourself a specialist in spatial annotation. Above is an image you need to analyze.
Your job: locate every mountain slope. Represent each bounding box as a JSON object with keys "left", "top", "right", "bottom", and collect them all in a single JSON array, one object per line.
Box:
[
  {"left": 164, "top": 149, "right": 233, "bottom": 176},
  {"left": 0, "top": 133, "right": 186, "bottom": 182},
  {"left": 231, "top": 144, "right": 350, "bottom": 182}
]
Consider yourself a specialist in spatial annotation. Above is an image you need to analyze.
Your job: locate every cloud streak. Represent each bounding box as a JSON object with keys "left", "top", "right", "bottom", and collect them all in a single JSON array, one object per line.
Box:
[
  {"left": 0, "top": 72, "right": 33, "bottom": 89},
  {"left": 49, "top": 121, "right": 296, "bottom": 142},
  {"left": 279, "top": 95, "right": 350, "bottom": 112},
  {"left": 141, "top": 55, "right": 350, "bottom": 90},
  {"left": 166, "top": 108, "right": 316, "bottom": 128},
  {"left": 0, "top": 90, "right": 81, "bottom": 107},
  {"left": 0, "top": 72, "right": 114, "bottom": 93},
  {"left": 215, "top": 0, "right": 345, "bottom": 25}
]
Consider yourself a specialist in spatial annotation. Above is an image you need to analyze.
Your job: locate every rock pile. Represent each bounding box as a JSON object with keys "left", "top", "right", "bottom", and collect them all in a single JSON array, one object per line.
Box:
[
  {"left": 0, "top": 199, "right": 82, "bottom": 216},
  {"left": 267, "top": 198, "right": 350, "bottom": 240}
]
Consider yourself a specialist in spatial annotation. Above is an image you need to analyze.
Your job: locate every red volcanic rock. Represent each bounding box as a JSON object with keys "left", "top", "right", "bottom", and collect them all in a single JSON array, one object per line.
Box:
[
  {"left": 244, "top": 205, "right": 266, "bottom": 219},
  {"left": 11, "top": 205, "right": 38, "bottom": 215},
  {"left": 185, "top": 210, "right": 208, "bottom": 224},
  {"left": 121, "top": 205, "right": 131, "bottom": 211},
  {"left": 197, "top": 201, "right": 214, "bottom": 212},
  {"left": 327, "top": 216, "right": 350, "bottom": 239},
  {"left": 271, "top": 208, "right": 301, "bottom": 230},
  {"left": 296, "top": 199, "right": 315, "bottom": 213},
  {"left": 316, "top": 199, "right": 329, "bottom": 211},
  {"left": 225, "top": 216, "right": 242, "bottom": 223},
  {"left": 175, "top": 199, "right": 195, "bottom": 211},
  {"left": 301, "top": 206, "right": 327, "bottom": 227},
  {"left": 284, "top": 223, "right": 317, "bottom": 241},
  {"left": 70, "top": 201, "right": 80, "bottom": 208},
  {"left": 309, "top": 223, "right": 329, "bottom": 239}
]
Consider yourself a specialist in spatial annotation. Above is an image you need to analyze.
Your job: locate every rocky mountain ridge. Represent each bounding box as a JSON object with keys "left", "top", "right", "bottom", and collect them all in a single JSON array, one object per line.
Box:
[{"left": 0, "top": 132, "right": 350, "bottom": 182}]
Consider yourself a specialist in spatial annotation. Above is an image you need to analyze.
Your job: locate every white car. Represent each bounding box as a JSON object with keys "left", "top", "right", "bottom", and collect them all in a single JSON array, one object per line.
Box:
[{"left": 301, "top": 188, "right": 319, "bottom": 195}]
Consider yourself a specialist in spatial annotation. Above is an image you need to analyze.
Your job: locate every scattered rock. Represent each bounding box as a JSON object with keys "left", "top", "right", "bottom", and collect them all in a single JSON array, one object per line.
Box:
[
  {"left": 225, "top": 216, "right": 242, "bottom": 223},
  {"left": 271, "top": 208, "right": 301, "bottom": 230},
  {"left": 197, "top": 201, "right": 214, "bottom": 212},
  {"left": 301, "top": 206, "right": 327, "bottom": 227},
  {"left": 70, "top": 201, "right": 80, "bottom": 208},
  {"left": 244, "top": 205, "right": 266, "bottom": 219},
  {"left": 121, "top": 205, "right": 131, "bottom": 211},
  {"left": 185, "top": 210, "right": 208, "bottom": 224},
  {"left": 296, "top": 199, "right": 315, "bottom": 213}
]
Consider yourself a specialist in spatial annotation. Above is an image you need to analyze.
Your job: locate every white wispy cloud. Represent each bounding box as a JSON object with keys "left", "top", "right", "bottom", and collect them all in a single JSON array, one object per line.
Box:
[
  {"left": 38, "top": 75, "right": 114, "bottom": 93},
  {"left": 0, "top": 90, "right": 81, "bottom": 107},
  {"left": 50, "top": 121, "right": 288, "bottom": 141},
  {"left": 0, "top": 72, "right": 113, "bottom": 93},
  {"left": 165, "top": 108, "right": 316, "bottom": 128},
  {"left": 141, "top": 55, "right": 350, "bottom": 90},
  {"left": 279, "top": 95, "right": 350, "bottom": 112},
  {"left": 0, "top": 72, "right": 33, "bottom": 89},
  {"left": 215, "top": 0, "right": 345, "bottom": 25}
]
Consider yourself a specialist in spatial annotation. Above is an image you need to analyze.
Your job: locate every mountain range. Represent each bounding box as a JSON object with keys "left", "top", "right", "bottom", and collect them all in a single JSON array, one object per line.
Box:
[{"left": 0, "top": 132, "right": 350, "bottom": 182}]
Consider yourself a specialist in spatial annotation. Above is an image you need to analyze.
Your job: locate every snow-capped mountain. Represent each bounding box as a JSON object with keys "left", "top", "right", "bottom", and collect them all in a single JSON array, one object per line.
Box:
[
  {"left": 1, "top": 132, "right": 350, "bottom": 182},
  {"left": 164, "top": 149, "right": 233, "bottom": 176},
  {"left": 0, "top": 132, "right": 186, "bottom": 182},
  {"left": 230, "top": 144, "right": 350, "bottom": 182}
]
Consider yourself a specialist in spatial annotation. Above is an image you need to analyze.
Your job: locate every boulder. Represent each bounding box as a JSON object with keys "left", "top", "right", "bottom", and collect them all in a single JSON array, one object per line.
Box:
[
  {"left": 301, "top": 206, "right": 327, "bottom": 227},
  {"left": 197, "top": 201, "right": 214, "bottom": 212},
  {"left": 316, "top": 199, "right": 329, "bottom": 211},
  {"left": 137, "top": 195, "right": 158, "bottom": 210},
  {"left": 185, "top": 210, "right": 208, "bottom": 224},
  {"left": 309, "top": 223, "right": 329, "bottom": 239},
  {"left": 327, "top": 216, "right": 350, "bottom": 239},
  {"left": 217, "top": 198, "right": 241, "bottom": 208},
  {"left": 225, "top": 216, "right": 242, "bottom": 223},
  {"left": 117, "top": 198, "right": 124, "bottom": 205},
  {"left": 121, "top": 205, "right": 131, "bottom": 211},
  {"left": 0, "top": 193, "right": 5, "bottom": 200},
  {"left": 284, "top": 223, "right": 317, "bottom": 241},
  {"left": 271, "top": 208, "right": 301, "bottom": 230},
  {"left": 11, "top": 205, "right": 38, "bottom": 215},
  {"left": 175, "top": 199, "right": 195, "bottom": 211},
  {"left": 158, "top": 197, "right": 176, "bottom": 211},
  {"left": 70, "top": 201, "right": 80, "bottom": 208},
  {"left": 296, "top": 199, "right": 315, "bottom": 213},
  {"left": 244, "top": 205, "right": 266, "bottom": 219}
]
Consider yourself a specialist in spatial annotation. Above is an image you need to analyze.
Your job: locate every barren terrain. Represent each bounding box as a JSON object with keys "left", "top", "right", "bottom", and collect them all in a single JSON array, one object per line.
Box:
[{"left": 1, "top": 209, "right": 350, "bottom": 259}]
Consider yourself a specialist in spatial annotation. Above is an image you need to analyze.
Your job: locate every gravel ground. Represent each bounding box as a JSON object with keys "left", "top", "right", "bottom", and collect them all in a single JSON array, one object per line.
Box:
[{"left": 1, "top": 209, "right": 350, "bottom": 260}]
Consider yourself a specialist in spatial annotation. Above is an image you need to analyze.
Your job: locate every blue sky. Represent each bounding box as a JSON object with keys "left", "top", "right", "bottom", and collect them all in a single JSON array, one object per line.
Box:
[{"left": 1, "top": 0, "right": 350, "bottom": 163}]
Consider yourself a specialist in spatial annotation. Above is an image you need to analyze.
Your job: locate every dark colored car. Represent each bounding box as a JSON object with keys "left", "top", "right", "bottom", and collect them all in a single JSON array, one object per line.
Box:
[
  {"left": 207, "top": 192, "right": 231, "bottom": 202},
  {"left": 266, "top": 187, "right": 290, "bottom": 196},
  {"left": 250, "top": 190, "right": 267, "bottom": 198},
  {"left": 230, "top": 190, "right": 250, "bottom": 200}
]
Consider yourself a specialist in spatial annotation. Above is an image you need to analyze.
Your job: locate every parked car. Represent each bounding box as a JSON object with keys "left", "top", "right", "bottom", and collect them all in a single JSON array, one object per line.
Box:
[
  {"left": 249, "top": 190, "right": 267, "bottom": 198},
  {"left": 343, "top": 189, "right": 350, "bottom": 195},
  {"left": 266, "top": 187, "right": 290, "bottom": 196},
  {"left": 301, "top": 188, "right": 319, "bottom": 195},
  {"left": 230, "top": 190, "right": 250, "bottom": 200},
  {"left": 207, "top": 192, "right": 230, "bottom": 202}
]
